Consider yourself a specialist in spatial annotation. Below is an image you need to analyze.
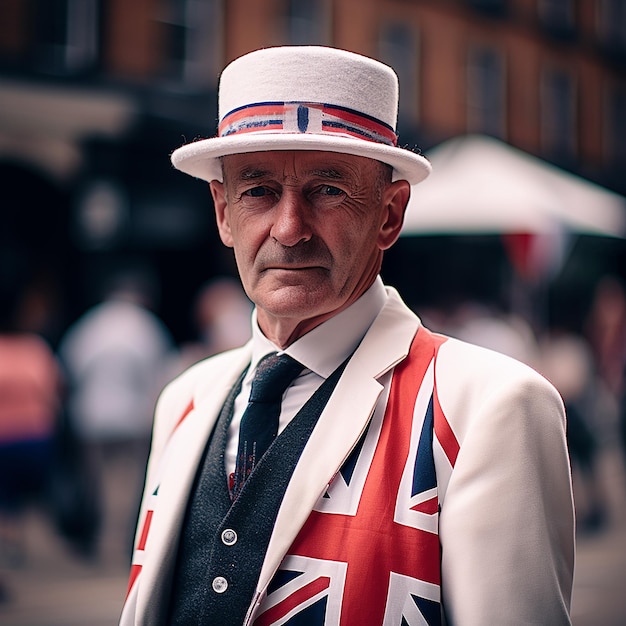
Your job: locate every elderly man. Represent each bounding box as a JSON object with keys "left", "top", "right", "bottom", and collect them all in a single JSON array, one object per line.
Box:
[{"left": 120, "top": 46, "right": 574, "bottom": 626}]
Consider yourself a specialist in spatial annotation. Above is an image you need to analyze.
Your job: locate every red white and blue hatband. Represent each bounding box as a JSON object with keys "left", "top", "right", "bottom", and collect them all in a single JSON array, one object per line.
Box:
[{"left": 171, "top": 46, "right": 431, "bottom": 185}]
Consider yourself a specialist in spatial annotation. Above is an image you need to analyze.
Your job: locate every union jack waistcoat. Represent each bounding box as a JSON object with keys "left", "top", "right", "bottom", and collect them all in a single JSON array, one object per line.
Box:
[{"left": 251, "top": 327, "right": 460, "bottom": 625}]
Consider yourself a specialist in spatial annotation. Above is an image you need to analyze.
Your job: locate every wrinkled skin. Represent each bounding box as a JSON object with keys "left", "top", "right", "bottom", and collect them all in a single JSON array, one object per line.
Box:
[{"left": 210, "top": 150, "right": 410, "bottom": 348}]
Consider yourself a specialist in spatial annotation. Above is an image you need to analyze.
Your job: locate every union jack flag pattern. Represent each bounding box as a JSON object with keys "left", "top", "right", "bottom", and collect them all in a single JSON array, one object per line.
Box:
[{"left": 253, "top": 330, "right": 459, "bottom": 625}]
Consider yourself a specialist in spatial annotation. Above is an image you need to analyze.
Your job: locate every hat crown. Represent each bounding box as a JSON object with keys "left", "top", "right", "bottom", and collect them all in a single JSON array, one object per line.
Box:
[
  {"left": 218, "top": 46, "right": 399, "bottom": 131},
  {"left": 170, "top": 45, "right": 431, "bottom": 186}
]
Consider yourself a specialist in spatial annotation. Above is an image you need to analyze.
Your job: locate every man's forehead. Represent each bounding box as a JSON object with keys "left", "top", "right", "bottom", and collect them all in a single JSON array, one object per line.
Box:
[{"left": 221, "top": 150, "right": 381, "bottom": 180}]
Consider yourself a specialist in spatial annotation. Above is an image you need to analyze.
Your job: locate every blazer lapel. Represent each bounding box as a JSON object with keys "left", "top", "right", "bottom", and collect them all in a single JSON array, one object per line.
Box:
[{"left": 257, "top": 290, "right": 421, "bottom": 595}]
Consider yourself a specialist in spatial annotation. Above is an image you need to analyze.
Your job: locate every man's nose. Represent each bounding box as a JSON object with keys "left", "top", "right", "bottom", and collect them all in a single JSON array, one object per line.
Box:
[{"left": 269, "top": 192, "right": 312, "bottom": 247}]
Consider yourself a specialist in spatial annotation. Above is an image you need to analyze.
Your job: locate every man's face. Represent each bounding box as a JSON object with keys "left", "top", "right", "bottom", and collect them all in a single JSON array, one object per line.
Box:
[{"left": 210, "top": 150, "right": 409, "bottom": 345}]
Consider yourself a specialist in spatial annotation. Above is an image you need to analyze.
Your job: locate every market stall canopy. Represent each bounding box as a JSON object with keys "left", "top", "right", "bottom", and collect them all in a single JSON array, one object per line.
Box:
[{"left": 402, "top": 134, "right": 626, "bottom": 237}]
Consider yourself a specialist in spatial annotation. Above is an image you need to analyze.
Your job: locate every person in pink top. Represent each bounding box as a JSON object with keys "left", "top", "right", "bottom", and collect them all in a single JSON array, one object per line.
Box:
[{"left": 0, "top": 307, "right": 61, "bottom": 569}]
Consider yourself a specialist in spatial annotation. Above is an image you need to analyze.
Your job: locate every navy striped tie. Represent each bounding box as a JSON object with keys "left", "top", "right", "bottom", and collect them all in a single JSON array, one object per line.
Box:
[{"left": 231, "top": 352, "right": 304, "bottom": 500}]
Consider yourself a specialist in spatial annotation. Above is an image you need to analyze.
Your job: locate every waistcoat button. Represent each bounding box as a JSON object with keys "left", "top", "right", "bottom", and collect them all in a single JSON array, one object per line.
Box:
[
  {"left": 212, "top": 576, "right": 228, "bottom": 594},
  {"left": 221, "top": 528, "right": 238, "bottom": 545}
]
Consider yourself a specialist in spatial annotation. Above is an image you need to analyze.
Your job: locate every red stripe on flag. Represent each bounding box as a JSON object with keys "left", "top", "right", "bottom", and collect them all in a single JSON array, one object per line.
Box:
[
  {"left": 126, "top": 564, "right": 142, "bottom": 599},
  {"left": 433, "top": 390, "right": 459, "bottom": 467},
  {"left": 254, "top": 577, "right": 331, "bottom": 626},
  {"left": 173, "top": 399, "right": 194, "bottom": 432},
  {"left": 411, "top": 496, "right": 439, "bottom": 515},
  {"left": 137, "top": 509, "right": 153, "bottom": 551}
]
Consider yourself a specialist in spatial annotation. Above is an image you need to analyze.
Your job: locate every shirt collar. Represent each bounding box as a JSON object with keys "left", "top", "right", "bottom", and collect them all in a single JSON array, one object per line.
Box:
[{"left": 250, "top": 276, "right": 388, "bottom": 378}]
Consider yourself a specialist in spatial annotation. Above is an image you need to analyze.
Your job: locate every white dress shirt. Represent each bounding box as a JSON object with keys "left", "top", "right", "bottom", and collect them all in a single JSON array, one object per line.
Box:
[{"left": 224, "top": 276, "right": 388, "bottom": 476}]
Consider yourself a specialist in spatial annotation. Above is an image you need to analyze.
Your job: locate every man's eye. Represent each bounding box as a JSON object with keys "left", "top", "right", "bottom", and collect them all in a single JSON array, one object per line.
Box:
[
  {"left": 321, "top": 185, "right": 342, "bottom": 196},
  {"left": 245, "top": 186, "right": 270, "bottom": 197}
]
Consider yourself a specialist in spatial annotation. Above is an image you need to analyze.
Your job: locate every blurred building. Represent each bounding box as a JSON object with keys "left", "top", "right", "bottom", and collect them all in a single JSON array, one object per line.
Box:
[{"left": 0, "top": 0, "right": 624, "bottom": 342}]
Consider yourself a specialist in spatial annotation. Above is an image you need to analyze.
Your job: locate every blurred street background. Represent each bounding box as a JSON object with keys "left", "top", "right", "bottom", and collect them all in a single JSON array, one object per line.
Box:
[{"left": 1, "top": 1, "right": 626, "bottom": 624}]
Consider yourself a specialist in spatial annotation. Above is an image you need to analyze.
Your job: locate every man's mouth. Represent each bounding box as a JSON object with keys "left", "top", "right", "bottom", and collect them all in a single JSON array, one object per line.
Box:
[{"left": 265, "top": 262, "right": 326, "bottom": 271}]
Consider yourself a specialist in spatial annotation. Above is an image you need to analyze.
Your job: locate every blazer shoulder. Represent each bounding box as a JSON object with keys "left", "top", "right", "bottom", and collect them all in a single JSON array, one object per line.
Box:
[
  {"left": 436, "top": 334, "right": 557, "bottom": 391},
  {"left": 433, "top": 335, "right": 565, "bottom": 436},
  {"left": 151, "top": 344, "right": 250, "bottom": 448}
]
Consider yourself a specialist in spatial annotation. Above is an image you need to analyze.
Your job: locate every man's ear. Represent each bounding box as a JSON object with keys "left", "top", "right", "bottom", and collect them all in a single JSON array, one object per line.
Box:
[
  {"left": 377, "top": 180, "right": 410, "bottom": 250},
  {"left": 210, "top": 180, "right": 234, "bottom": 248}
]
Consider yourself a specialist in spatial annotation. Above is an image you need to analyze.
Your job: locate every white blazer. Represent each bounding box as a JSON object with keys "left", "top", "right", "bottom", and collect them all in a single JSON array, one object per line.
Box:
[{"left": 120, "top": 289, "right": 574, "bottom": 625}]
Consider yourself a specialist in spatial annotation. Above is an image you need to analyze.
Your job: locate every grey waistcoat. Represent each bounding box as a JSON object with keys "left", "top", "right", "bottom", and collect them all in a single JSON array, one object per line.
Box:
[{"left": 167, "top": 360, "right": 348, "bottom": 625}]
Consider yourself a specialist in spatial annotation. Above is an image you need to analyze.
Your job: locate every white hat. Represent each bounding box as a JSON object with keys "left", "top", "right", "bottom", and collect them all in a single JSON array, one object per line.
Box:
[{"left": 171, "top": 46, "right": 431, "bottom": 185}]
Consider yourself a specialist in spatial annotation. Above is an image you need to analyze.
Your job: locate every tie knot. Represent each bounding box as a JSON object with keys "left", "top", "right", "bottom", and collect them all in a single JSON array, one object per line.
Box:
[{"left": 249, "top": 352, "right": 304, "bottom": 403}]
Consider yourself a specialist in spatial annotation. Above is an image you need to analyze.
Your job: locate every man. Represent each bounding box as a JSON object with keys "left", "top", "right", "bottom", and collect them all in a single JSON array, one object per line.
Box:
[{"left": 120, "top": 46, "right": 574, "bottom": 625}]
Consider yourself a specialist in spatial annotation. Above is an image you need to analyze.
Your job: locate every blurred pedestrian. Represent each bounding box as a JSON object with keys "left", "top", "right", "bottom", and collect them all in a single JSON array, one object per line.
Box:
[
  {"left": 586, "top": 276, "right": 626, "bottom": 398},
  {"left": 0, "top": 289, "right": 61, "bottom": 566},
  {"left": 170, "top": 276, "right": 252, "bottom": 376},
  {"left": 442, "top": 299, "right": 540, "bottom": 367},
  {"left": 57, "top": 266, "right": 175, "bottom": 562},
  {"left": 585, "top": 276, "right": 626, "bottom": 467},
  {"left": 540, "top": 328, "right": 608, "bottom": 533}
]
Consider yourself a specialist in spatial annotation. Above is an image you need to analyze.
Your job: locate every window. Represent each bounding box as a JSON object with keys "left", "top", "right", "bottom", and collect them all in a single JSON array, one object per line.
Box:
[
  {"left": 159, "top": 0, "right": 224, "bottom": 86},
  {"left": 467, "top": 0, "right": 508, "bottom": 16},
  {"left": 597, "top": 0, "right": 626, "bottom": 52},
  {"left": 605, "top": 81, "right": 626, "bottom": 164},
  {"left": 538, "top": 0, "right": 577, "bottom": 40},
  {"left": 541, "top": 66, "right": 577, "bottom": 158},
  {"left": 378, "top": 22, "right": 419, "bottom": 124},
  {"left": 538, "top": 0, "right": 575, "bottom": 27},
  {"left": 466, "top": 45, "right": 506, "bottom": 138},
  {"left": 286, "top": 0, "right": 331, "bottom": 46},
  {"left": 35, "top": 0, "right": 99, "bottom": 74}
]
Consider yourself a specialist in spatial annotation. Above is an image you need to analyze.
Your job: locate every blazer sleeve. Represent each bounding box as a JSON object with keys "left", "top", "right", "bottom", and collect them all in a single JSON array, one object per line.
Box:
[{"left": 435, "top": 339, "right": 575, "bottom": 625}]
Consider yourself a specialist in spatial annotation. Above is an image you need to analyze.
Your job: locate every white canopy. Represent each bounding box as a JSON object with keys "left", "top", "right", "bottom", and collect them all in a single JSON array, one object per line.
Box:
[{"left": 402, "top": 134, "right": 626, "bottom": 237}]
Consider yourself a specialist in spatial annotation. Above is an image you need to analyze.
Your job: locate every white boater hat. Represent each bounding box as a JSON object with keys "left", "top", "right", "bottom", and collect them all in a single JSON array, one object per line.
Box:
[{"left": 171, "top": 46, "right": 431, "bottom": 185}]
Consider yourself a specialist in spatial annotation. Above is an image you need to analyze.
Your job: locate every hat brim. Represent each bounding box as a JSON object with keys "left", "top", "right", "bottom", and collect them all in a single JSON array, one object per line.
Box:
[{"left": 171, "top": 133, "right": 431, "bottom": 185}]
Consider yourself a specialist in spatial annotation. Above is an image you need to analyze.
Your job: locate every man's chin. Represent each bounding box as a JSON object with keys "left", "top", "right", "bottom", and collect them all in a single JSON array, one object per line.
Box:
[
  {"left": 263, "top": 267, "right": 327, "bottom": 282},
  {"left": 257, "top": 284, "right": 333, "bottom": 318}
]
